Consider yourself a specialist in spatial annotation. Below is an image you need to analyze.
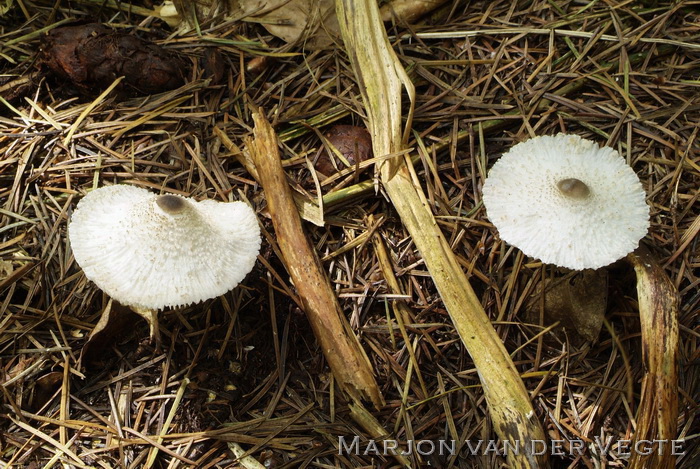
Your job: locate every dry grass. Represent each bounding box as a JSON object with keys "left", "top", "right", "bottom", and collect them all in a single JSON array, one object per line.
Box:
[{"left": 1, "top": 1, "right": 698, "bottom": 468}]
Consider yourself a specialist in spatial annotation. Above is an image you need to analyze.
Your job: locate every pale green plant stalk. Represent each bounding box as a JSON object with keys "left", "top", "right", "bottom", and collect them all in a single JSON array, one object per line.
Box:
[
  {"left": 335, "top": 1, "right": 548, "bottom": 467},
  {"left": 627, "top": 247, "right": 679, "bottom": 469}
]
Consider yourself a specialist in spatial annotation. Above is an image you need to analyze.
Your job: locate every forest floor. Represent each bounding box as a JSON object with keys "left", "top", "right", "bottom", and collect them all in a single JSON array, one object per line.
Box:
[{"left": 0, "top": 1, "right": 698, "bottom": 468}]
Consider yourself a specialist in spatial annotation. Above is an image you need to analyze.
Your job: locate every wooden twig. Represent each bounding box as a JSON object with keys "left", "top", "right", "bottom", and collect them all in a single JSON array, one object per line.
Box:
[{"left": 247, "top": 108, "right": 384, "bottom": 410}]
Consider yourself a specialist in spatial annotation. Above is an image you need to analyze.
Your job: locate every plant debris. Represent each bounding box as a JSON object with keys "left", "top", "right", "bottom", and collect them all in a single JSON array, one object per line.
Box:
[
  {"left": 41, "top": 23, "right": 186, "bottom": 94},
  {"left": 166, "top": 0, "right": 339, "bottom": 49},
  {"left": 0, "top": 1, "right": 697, "bottom": 468},
  {"left": 248, "top": 109, "right": 384, "bottom": 409},
  {"left": 80, "top": 301, "right": 142, "bottom": 368},
  {"left": 525, "top": 270, "right": 608, "bottom": 344}
]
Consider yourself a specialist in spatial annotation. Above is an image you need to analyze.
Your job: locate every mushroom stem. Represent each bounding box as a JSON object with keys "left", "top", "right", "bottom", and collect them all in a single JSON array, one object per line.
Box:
[
  {"left": 132, "top": 306, "right": 160, "bottom": 346},
  {"left": 557, "top": 178, "right": 590, "bottom": 199}
]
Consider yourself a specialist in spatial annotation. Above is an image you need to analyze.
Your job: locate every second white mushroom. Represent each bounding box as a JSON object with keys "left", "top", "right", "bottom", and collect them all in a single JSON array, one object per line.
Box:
[{"left": 482, "top": 133, "right": 650, "bottom": 270}]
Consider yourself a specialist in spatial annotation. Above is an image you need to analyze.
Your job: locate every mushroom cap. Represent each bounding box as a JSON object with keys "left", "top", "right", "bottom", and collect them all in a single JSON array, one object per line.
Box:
[
  {"left": 69, "top": 185, "right": 261, "bottom": 310},
  {"left": 482, "top": 133, "right": 650, "bottom": 270}
]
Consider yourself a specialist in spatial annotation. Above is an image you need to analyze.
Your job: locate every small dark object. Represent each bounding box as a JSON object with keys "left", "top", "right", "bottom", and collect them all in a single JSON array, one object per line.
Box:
[
  {"left": 202, "top": 48, "right": 225, "bottom": 85},
  {"left": 246, "top": 56, "right": 270, "bottom": 75},
  {"left": 28, "top": 371, "right": 63, "bottom": 412},
  {"left": 42, "top": 23, "right": 185, "bottom": 94},
  {"left": 314, "top": 124, "right": 373, "bottom": 175}
]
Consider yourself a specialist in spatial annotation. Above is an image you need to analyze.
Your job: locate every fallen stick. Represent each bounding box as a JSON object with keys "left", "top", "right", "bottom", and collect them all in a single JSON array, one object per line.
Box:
[{"left": 247, "top": 108, "right": 383, "bottom": 410}]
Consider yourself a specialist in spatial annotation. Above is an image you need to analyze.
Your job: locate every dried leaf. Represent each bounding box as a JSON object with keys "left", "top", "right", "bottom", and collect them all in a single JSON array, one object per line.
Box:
[
  {"left": 29, "top": 371, "right": 63, "bottom": 412},
  {"left": 80, "top": 301, "right": 142, "bottom": 367},
  {"left": 526, "top": 270, "right": 608, "bottom": 343},
  {"left": 0, "top": 259, "right": 13, "bottom": 280},
  {"left": 178, "top": 0, "right": 340, "bottom": 48},
  {"left": 169, "top": 0, "right": 227, "bottom": 27},
  {"left": 257, "top": 0, "right": 340, "bottom": 49},
  {"left": 380, "top": 0, "right": 450, "bottom": 23},
  {"left": 244, "top": 0, "right": 339, "bottom": 49}
]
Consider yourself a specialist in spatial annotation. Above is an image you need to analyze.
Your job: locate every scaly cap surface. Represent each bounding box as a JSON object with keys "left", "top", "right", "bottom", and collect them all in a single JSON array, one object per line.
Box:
[
  {"left": 69, "top": 185, "right": 261, "bottom": 309},
  {"left": 482, "top": 134, "right": 650, "bottom": 270}
]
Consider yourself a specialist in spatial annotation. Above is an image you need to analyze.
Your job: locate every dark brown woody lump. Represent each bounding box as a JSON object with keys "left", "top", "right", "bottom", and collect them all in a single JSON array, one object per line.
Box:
[{"left": 41, "top": 23, "right": 185, "bottom": 94}]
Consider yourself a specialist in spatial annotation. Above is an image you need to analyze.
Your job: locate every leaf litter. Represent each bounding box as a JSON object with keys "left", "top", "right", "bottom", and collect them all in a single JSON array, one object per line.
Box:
[{"left": 0, "top": 1, "right": 698, "bottom": 468}]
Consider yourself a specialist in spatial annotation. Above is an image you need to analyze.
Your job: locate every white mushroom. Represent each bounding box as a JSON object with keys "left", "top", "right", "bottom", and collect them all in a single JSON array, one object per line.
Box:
[
  {"left": 482, "top": 133, "right": 650, "bottom": 270},
  {"left": 69, "top": 185, "right": 261, "bottom": 311}
]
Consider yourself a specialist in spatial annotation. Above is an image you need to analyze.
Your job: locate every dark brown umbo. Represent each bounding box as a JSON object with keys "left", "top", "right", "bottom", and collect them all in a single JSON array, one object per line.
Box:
[{"left": 41, "top": 23, "right": 185, "bottom": 94}]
